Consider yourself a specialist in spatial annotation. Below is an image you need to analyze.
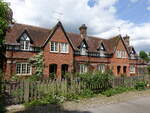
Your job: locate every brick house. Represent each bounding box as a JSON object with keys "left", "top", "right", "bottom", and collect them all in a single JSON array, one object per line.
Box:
[{"left": 2, "top": 21, "right": 147, "bottom": 79}]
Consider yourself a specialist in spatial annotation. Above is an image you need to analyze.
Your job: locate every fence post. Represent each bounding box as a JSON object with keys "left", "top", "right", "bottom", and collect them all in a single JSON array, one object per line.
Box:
[{"left": 24, "top": 80, "right": 29, "bottom": 103}]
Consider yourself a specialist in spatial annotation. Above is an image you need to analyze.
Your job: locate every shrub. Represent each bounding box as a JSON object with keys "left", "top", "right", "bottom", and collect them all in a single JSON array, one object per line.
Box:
[
  {"left": 79, "top": 89, "right": 94, "bottom": 98},
  {"left": 25, "top": 94, "right": 66, "bottom": 107},
  {"left": 65, "top": 93, "right": 79, "bottom": 101},
  {"left": 79, "top": 70, "right": 113, "bottom": 93},
  {"left": 102, "top": 86, "right": 134, "bottom": 97},
  {"left": 135, "top": 81, "right": 146, "bottom": 91}
]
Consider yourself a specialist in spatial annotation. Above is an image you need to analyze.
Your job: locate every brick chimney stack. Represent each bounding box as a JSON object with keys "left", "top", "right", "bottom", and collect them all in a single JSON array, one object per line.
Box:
[
  {"left": 79, "top": 24, "right": 87, "bottom": 38},
  {"left": 123, "top": 35, "right": 130, "bottom": 47}
]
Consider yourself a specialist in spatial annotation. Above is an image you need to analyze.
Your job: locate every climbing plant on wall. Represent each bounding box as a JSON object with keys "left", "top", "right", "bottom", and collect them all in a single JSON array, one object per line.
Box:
[{"left": 29, "top": 52, "right": 44, "bottom": 79}]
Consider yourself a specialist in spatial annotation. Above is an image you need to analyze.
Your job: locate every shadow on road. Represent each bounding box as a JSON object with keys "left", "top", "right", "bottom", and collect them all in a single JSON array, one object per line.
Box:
[{"left": 13, "top": 104, "right": 91, "bottom": 113}]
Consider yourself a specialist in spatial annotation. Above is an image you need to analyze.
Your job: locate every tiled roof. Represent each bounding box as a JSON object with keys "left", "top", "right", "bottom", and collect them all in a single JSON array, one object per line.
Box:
[
  {"left": 5, "top": 23, "right": 128, "bottom": 54},
  {"left": 5, "top": 23, "right": 51, "bottom": 47}
]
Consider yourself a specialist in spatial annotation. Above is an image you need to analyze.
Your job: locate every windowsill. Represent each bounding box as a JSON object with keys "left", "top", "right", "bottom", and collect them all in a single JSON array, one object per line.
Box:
[
  {"left": 16, "top": 74, "right": 32, "bottom": 76},
  {"left": 50, "top": 51, "right": 59, "bottom": 53},
  {"left": 130, "top": 72, "right": 135, "bottom": 74},
  {"left": 60, "top": 52, "right": 69, "bottom": 54}
]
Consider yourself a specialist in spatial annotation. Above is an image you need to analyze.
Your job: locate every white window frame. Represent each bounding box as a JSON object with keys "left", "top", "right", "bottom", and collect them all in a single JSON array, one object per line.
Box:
[
  {"left": 16, "top": 63, "right": 32, "bottom": 75},
  {"left": 79, "top": 64, "right": 88, "bottom": 74},
  {"left": 60, "top": 43, "right": 69, "bottom": 53},
  {"left": 98, "top": 64, "right": 105, "bottom": 73},
  {"left": 116, "top": 50, "right": 127, "bottom": 58},
  {"left": 80, "top": 48, "right": 87, "bottom": 55},
  {"left": 130, "top": 65, "right": 135, "bottom": 73},
  {"left": 50, "top": 42, "right": 59, "bottom": 53},
  {"left": 20, "top": 33, "right": 30, "bottom": 51}
]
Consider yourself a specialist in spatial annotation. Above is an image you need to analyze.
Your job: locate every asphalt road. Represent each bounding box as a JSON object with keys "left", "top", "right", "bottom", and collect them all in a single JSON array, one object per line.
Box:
[{"left": 85, "top": 96, "right": 150, "bottom": 113}]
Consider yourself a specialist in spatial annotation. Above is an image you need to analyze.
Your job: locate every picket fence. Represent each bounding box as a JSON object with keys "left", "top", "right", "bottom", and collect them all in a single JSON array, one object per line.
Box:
[{"left": 4, "top": 75, "right": 150, "bottom": 105}]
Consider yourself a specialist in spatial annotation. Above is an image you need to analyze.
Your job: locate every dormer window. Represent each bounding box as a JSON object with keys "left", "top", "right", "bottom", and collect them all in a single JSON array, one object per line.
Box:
[
  {"left": 98, "top": 43, "right": 105, "bottom": 57},
  {"left": 20, "top": 33, "right": 30, "bottom": 50},
  {"left": 80, "top": 43, "right": 87, "bottom": 55}
]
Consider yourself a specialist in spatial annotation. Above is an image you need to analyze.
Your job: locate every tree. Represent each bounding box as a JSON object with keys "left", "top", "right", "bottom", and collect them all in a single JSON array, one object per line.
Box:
[
  {"left": 0, "top": 1, "right": 13, "bottom": 112},
  {"left": 139, "top": 51, "right": 149, "bottom": 62},
  {"left": 0, "top": 0, "right": 13, "bottom": 45}
]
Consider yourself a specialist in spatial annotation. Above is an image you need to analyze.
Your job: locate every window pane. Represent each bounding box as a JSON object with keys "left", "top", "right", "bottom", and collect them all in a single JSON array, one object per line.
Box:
[
  {"left": 98, "top": 64, "right": 105, "bottom": 73},
  {"left": 80, "top": 64, "right": 87, "bottom": 73},
  {"left": 22, "top": 64, "right": 26, "bottom": 74},
  {"left": 25, "top": 41, "right": 30, "bottom": 50},
  {"left": 50, "top": 42, "right": 58, "bottom": 52},
  {"left": 60, "top": 43, "right": 68, "bottom": 53},
  {"left": 27, "top": 64, "right": 31, "bottom": 74},
  {"left": 55, "top": 42, "right": 58, "bottom": 51},
  {"left": 16, "top": 64, "right": 21, "bottom": 74}
]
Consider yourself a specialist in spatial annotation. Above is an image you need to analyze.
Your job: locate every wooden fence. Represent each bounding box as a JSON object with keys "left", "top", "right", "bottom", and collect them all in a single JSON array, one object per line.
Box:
[{"left": 4, "top": 75, "right": 150, "bottom": 105}]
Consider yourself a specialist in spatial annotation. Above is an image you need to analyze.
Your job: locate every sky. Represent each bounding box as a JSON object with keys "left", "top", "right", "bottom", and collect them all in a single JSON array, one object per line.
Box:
[{"left": 5, "top": 0, "right": 150, "bottom": 52}]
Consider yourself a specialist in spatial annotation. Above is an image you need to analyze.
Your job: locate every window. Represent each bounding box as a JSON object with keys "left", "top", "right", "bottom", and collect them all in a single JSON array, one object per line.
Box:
[
  {"left": 16, "top": 63, "right": 32, "bottom": 75},
  {"left": 80, "top": 48, "right": 87, "bottom": 55},
  {"left": 79, "top": 64, "right": 88, "bottom": 74},
  {"left": 80, "top": 43, "right": 87, "bottom": 55},
  {"left": 116, "top": 51, "right": 126, "bottom": 58},
  {"left": 116, "top": 51, "right": 121, "bottom": 58},
  {"left": 100, "top": 51, "right": 105, "bottom": 57},
  {"left": 50, "top": 42, "right": 59, "bottom": 52},
  {"left": 20, "top": 33, "right": 30, "bottom": 50},
  {"left": 98, "top": 64, "right": 105, "bottom": 73},
  {"left": 60, "top": 43, "right": 69, "bottom": 53},
  {"left": 130, "top": 65, "right": 135, "bottom": 73}
]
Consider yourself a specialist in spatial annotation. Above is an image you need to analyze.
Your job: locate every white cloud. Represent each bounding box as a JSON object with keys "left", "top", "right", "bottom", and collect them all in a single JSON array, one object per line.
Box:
[{"left": 5, "top": 0, "right": 150, "bottom": 52}]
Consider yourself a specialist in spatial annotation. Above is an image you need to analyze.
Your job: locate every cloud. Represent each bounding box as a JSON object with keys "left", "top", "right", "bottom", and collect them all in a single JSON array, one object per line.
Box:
[{"left": 5, "top": 0, "right": 150, "bottom": 52}]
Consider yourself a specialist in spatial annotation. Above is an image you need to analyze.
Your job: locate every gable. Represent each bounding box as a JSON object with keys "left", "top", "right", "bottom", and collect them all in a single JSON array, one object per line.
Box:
[
  {"left": 97, "top": 42, "right": 106, "bottom": 51},
  {"left": 42, "top": 21, "right": 74, "bottom": 50},
  {"left": 78, "top": 39, "right": 88, "bottom": 49},
  {"left": 114, "top": 39, "right": 129, "bottom": 58},
  {"left": 16, "top": 30, "right": 33, "bottom": 44}
]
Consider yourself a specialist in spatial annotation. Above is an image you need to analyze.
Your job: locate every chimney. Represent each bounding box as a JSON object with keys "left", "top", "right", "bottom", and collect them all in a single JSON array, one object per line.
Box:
[
  {"left": 123, "top": 35, "right": 130, "bottom": 47},
  {"left": 79, "top": 24, "right": 87, "bottom": 38}
]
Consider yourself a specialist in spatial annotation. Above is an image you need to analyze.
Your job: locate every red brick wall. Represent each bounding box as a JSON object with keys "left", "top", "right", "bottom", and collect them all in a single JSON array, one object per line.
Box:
[
  {"left": 43, "top": 26, "right": 74, "bottom": 78},
  {"left": 4, "top": 51, "right": 37, "bottom": 79},
  {"left": 109, "top": 39, "right": 130, "bottom": 76}
]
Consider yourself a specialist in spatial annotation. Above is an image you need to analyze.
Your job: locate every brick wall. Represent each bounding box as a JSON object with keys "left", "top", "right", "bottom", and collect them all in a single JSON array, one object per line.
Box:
[
  {"left": 43, "top": 26, "right": 74, "bottom": 78},
  {"left": 109, "top": 39, "right": 130, "bottom": 76}
]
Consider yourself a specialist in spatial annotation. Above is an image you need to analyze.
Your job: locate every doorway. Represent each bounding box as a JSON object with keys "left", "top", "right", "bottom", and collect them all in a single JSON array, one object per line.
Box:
[
  {"left": 49, "top": 64, "right": 57, "bottom": 75},
  {"left": 61, "top": 64, "right": 68, "bottom": 79}
]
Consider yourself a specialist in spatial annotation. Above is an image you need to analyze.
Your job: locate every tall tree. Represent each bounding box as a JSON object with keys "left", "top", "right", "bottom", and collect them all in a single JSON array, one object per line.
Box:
[
  {"left": 0, "top": 0, "right": 12, "bottom": 112},
  {"left": 0, "top": 0, "right": 13, "bottom": 45},
  {"left": 139, "top": 51, "right": 149, "bottom": 62}
]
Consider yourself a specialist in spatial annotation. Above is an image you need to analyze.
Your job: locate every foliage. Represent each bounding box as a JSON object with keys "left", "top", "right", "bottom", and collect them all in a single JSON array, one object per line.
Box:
[
  {"left": 25, "top": 94, "right": 66, "bottom": 107},
  {"left": 139, "top": 51, "right": 149, "bottom": 62},
  {"left": 134, "top": 81, "right": 146, "bottom": 91},
  {"left": 79, "top": 70, "right": 113, "bottom": 93},
  {"left": 0, "top": 0, "right": 13, "bottom": 45},
  {"left": 79, "top": 89, "right": 94, "bottom": 98},
  {"left": 0, "top": 70, "right": 6, "bottom": 113},
  {"left": 0, "top": 1, "right": 12, "bottom": 112},
  {"left": 102, "top": 86, "right": 134, "bottom": 97},
  {"left": 29, "top": 52, "right": 44, "bottom": 80},
  {"left": 147, "top": 66, "right": 150, "bottom": 75}
]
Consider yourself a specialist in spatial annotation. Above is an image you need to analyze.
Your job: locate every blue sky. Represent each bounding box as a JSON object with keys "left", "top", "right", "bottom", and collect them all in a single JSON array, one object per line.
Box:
[
  {"left": 5, "top": 0, "right": 150, "bottom": 52},
  {"left": 88, "top": 0, "right": 150, "bottom": 24},
  {"left": 116, "top": 0, "right": 150, "bottom": 24}
]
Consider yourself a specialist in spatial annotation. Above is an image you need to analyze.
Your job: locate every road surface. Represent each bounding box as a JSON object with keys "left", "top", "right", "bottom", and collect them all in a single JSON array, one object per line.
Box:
[{"left": 85, "top": 96, "right": 150, "bottom": 113}]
